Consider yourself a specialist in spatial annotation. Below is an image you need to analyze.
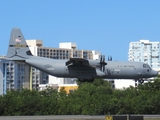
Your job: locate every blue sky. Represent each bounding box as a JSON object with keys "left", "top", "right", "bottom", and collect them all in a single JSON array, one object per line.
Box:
[{"left": 1, "top": 0, "right": 160, "bottom": 61}]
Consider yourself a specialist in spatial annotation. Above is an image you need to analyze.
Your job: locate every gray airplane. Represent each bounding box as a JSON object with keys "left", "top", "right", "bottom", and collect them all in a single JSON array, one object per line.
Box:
[{"left": 6, "top": 28, "right": 158, "bottom": 83}]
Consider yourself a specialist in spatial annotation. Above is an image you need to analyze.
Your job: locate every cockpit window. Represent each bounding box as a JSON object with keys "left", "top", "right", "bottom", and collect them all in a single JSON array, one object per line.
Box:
[
  {"left": 147, "top": 64, "right": 151, "bottom": 70},
  {"left": 143, "top": 64, "right": 151, "bottom": 70},
  {"left": 143, "top": 64, "right": 147, "bottom": 68}
]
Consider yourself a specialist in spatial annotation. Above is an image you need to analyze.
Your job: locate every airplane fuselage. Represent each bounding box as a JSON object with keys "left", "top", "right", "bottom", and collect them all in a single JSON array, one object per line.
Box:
[{"left": 25, "top": 56, "right": 157, "bottom": 80}]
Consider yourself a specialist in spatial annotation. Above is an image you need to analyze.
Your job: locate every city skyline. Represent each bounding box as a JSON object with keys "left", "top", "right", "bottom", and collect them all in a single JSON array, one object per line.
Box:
[{"left": 1, "top": 1, "right": 160, "bottom": 60}]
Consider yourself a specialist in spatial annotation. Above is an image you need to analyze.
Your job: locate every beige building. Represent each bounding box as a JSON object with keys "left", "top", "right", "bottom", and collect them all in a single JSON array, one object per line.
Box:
[{"left": 58, "top": 84, "right": 78, "bottom": 94}]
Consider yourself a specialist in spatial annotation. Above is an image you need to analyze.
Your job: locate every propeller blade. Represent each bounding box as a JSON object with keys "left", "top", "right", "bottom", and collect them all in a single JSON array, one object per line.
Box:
[
  {"left": 103, "top": 55, "right": 105, "bottom": 62},
  {"left": 100, "top": 64, "right": 102, "bottom": 71},
  {"left": 103, "top": 65, "right": 105, "bottom": 72},
  {"left": 100, "top": 55, "right": 102, "bottom": 63},
  {"left": 99, "top": 55, "right": 107, "bottom": 72}
]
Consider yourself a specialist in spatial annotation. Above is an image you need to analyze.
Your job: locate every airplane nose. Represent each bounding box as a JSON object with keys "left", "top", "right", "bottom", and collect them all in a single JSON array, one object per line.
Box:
[{"left": 151, "top": 70, "right": 158, "bottom": 77}]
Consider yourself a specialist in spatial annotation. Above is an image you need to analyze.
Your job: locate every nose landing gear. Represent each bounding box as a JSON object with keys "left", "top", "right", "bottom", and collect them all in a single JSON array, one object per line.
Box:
[{"left": 135, "top": 79, "right": 144, "bottom": 87}]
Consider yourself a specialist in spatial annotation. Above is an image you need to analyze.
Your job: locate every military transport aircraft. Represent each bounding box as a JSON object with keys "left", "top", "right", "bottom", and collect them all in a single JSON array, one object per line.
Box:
[{"left": 6, "top": 28, "right": 158, "bottom": 83}]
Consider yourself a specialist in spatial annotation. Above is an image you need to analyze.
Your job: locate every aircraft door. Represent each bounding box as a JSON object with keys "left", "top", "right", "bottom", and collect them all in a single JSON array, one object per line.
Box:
[{"left": 143, "top": 68, "right": 150, "bottom": 75}]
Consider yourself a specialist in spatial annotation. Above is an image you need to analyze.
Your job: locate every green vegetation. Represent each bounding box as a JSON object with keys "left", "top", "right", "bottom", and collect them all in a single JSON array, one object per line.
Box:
[{"left": 0, "top": 75, "right": 160, "bottom": 115}]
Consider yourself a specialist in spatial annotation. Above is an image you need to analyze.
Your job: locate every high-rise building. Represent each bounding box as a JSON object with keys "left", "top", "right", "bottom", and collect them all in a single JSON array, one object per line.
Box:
[
  {"left": 128, "top": 40, "right": 160, "bottom": 71},
  {"left": 0, "top": 57, "right": 30, "bottom": 94},
  {"left": 0, "top": 58, "right": 7, "bottom": 94}
]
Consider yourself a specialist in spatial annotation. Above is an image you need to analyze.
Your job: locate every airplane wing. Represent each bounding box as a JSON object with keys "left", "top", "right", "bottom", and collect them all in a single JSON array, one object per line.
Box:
[{"left": 66, "top": 58, "right": 90, "bottom": 66}]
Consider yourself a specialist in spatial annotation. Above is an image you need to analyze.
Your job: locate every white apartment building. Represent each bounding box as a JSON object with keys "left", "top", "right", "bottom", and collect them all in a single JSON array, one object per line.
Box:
[
  {"left": 0, "top": 58, "right": 30, "bottom": 94},
  {"left": 128, "top": 40, "right": 160, "bottom": 71}
]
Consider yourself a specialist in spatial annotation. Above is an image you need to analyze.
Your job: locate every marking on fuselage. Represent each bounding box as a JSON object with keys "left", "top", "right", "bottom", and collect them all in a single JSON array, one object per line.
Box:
[
  {"left": 44, "top": 64, "right": 52, "bottom": 68},
  {"left": 47, "top": 68, "right": 54, "bottom": 70},
  {"left": 114, "top": 69, "right": 120, "bottom": 71},
  {"left": 44, "top": 64, "right": 54, "bottom": 71},
  {"left": 123, "top": 65, "right": 135, "bottom": 67}
]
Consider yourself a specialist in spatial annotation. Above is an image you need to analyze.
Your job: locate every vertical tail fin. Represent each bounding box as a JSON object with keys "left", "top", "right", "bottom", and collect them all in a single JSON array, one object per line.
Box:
[{"left": 6, "top": 28, "right": 33, "bottom": 60}]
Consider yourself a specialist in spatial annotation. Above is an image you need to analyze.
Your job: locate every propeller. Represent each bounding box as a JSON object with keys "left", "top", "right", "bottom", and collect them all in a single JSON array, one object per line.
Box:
[{"left": 99, "top": 55, "right": 107, "bottom": 72}]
